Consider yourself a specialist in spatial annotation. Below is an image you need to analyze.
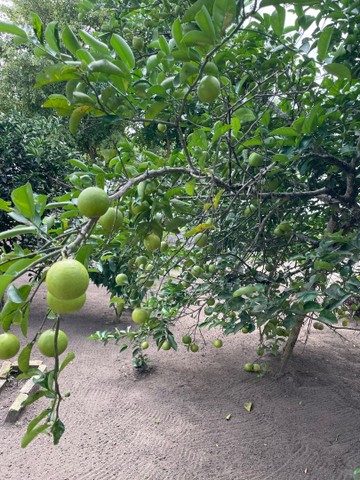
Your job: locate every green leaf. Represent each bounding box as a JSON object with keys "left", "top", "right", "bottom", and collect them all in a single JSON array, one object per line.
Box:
[
  {"left": 318, "top": 309, "right": 337, "bottom": 325},
  {"left": 44, "top": 21, "right": 60, "bottom": 52},
  {"left": 52, "top": 419, "right": 65, "bottom": 445},
  {"left": 21, "top": 305, "right": 30, "bottom": 337},
  {"left": 35, "top": 64, "right": 80, "bottom": 88},
  {"left": 18, "top": 343, "right": 34, "bottom": 373},
  {"left": 183, "top": 0, "right": 215, "bottom": 22},
  {"left": 233, "top": 107, "right": 256, "bottom": 122},
  {"left": 182, "top": 30, "right": 214, "bottom": 47},
  {"left": 62, "top": 25, "right": 81, "bottom": 56},
  {"left": 145, "top": 101, "right": 167, "bottom": 120},
  {"left": 271, "top": 6, "right": 286, "bottom": 36},
  {"left": 269, "top": 127, "right": 299, "bottom": 137},
  {"left": 21, "top": 390, "right": 49, "bottom": 408},
  {"left": 324, "top": 63, "right": 351, "bottom": 79},
  {"left": 0, "top": 226, "right": 37, "bottom": 242},
  {"left": 42, "top": 94, "right": 71, "bottom": 111},
  {"left": 184, "top": 178, "right": 196, "bottom": 196},
  {"left": 31, "top": 13, "right": 43, "bottom": 42},
  {"left": 59, "top": 352, "right": 75, "bottom": 373},
  {"left": 88, "top": 59, "right": 127, "bottom": 77},
  {"left": 0, "top": 20, "right": 27, "bottom": 38},
  {"left": 172, "top": 19, "right": 183, "bottom": 48},
  {"left": 21, "top": 423, "right": 49, "bottom": 448},
  {"left": 11, "top": 183, "right": 35, "bottom": 220},
  {"left": 26, "top": 409, "right": 50, "bottom": 434},
  {"left": 0, "top": 275, "right": 13, "bottom": 300},
  {"left": 196, "top": 6, "right": 216, "bottom": 41},
  {"left": 7, "top": 284, "right": 31, "bottom": 304},
  {"left": 79, "top": 29, "right": 110, "bottom": 55},
  {"left": 212, "top": 0, "right": 237, "bottom": 37},
  {"left": 111, "top": 34, "right": 135, "bottom": 69},
  {"left": 69, "top": 106, "right": 90, "bottom": 135},
  {"left": 317, "top": 27, "right": 333, "bottom": 61},
  {"left": 184, "top": 223, "right": 215, "bottom": 237},
  {"left": 0, "top": 198, "right": 11, "bottom": 212},
  {"left": 260, "top": 0, "right": 320, "bottom": 5},
  {"left": 213, "top": 189, "right": 224, "bottom": 208}
]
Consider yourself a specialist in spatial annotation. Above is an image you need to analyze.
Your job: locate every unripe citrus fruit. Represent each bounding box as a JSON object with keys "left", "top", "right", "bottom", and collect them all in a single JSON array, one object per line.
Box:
[
  {"left": 244, "top": 205, "right": 257, "bottom": 217},
  {"left": 244, "top": 363, "right": 253, "bottom": 372},
  {"left": 47, "top": 291, "right": 86, "bottom": 314},
  {"left": 132, "top": 307, "right": 148, "bottom": 324},
  {"left": 182, "top": 335, "right": 192, "bottom": 345},
  {"left": 115, "top": 273, "right": 128, "bottom": 286},
  {"left": 253, "top": 363, "right": 261, "bottom": 372},
  {"left": 191, "top": 265, "right": 203, "bottom": 277},
  {"left": 190, "top": 343, "right": 199, "bottom": 352},
  {"left": 98, "top": 207, "right": 122, "bottom": 232},
  {"left": 242, "top": 327, "right": 249, "bottom": 334},
  {"left": 207, "top": 297, "right": 215, "bottom": 306},
  {"left": 157, "top": 123, "right": 167, "bottom": 133},
  {"left": 248, "top": 152, "right": 264, "bottom": 167},
  {"left": 342, "top": 319, "right": 349, "bottom": 326},
  {"left": 38, "top": 329, "right": 68, "bottom": 357},
  {"left": 77, "top": 187, "right": 110, "bottom": 218},
  {"left": 141, "top": 341, "right": 149, "bottom": 350},
  {"left": 197, "top": 75, "right": 220, "bottom": 103},
  {"left": 0, "top": 333, "right": 20, "bottom": 360},
  {"left": 313, "top": 322, "right": 324, "bottom": 330},
  {"left": 46, "top": 259, "right": 89, "bottom": 300},
  {"left": 194, "top": 232, "right": 208, "bottom": 247},
  {"left": 143, "top": 233, "right": 161, "bottom": 251},
  {"left": 161, "top": 341, "right": 171, "bottom": 350},
  {"left": 135, "top": 256, "right": 148, "bottom": 267},
  {"left": 132, "top": 36, "right": 144, "bottom": 50},
  {"left": 213, "top": 339, "right": 223, "bottom": 348},
  {"left": 203, "top": 61, "right": 219, "bottom": 77},
  {"left": 160, "top": 241, "right": 168, "bottom": 252}
]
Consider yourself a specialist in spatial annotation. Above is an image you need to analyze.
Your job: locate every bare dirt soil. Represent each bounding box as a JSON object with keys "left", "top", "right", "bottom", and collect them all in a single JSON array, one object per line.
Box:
[{"left": 0, "top": 283, "right": 359, "bottom": 480}]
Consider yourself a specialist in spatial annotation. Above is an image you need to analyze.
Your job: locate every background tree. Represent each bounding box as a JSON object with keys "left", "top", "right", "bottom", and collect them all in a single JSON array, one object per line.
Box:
[{"left": 0, "top": 0, "right": 359, "bottom": 446}]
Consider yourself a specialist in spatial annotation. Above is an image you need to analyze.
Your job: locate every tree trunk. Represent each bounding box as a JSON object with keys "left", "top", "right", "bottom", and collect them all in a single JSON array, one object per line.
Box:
[{"left": 277, "top": 317, "right": 304, "bottom": 377}]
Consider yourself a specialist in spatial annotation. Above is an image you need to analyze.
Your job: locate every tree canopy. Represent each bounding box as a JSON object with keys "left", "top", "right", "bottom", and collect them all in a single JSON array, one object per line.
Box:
[{"left": 0, "top": 0, "right": 359, "bottom": 446}]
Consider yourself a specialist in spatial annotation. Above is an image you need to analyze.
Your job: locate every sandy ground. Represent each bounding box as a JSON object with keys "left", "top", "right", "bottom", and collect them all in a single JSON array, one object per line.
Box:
[{"left": 0, "top": 283, "right": 360, "bottom": 480}]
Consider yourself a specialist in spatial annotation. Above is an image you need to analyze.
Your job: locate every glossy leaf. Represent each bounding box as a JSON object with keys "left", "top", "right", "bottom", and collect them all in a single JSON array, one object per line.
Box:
[
  {"left": 11, "top": 183, "right": 35, "bottom": 220},
  {"left": 110, "top": 34, "right": 135, "bottom": 69}
]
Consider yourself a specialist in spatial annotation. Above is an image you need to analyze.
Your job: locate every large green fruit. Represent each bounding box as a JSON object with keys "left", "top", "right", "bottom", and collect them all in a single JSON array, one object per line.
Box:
[
  {"left": 115, "top": 273, "right": 128, "bottom": 286},
  {"left": 98, "top": 207, "right": 123, "bottom": 232},
  {"left": 0, "top": 333, "right": 20, "bottom": 360},
  {"left": 203, "top": 61, "right": 219, "bottom": 77},
  {"left": 197, "top": 75, "right": 220, "bottom": 103},
  {"left": 38, "top": 329, "right": 68, "bottom": 357},
  {"left": 132, "top": 308, "right": 148, "bottom": 324},
  {"left": 46, "top": 259, "right": 89, "bottom": 300},
  {"left": 77, "top": 187, "right": 110, "bottom": 218},
  {"left": 47, "top": 292, "right": 86, "bottom": 314},
  {"left": 143, "top": 233, "right": 161, "bottom": 251},
  {"left": 248, "top": 152, "right": 264, "bottom": 167},
  {"left": 161, "top": 341, "right": 171, "bottom": 350},
  {"left": 194, "top": 232, "right": 208, "bottom": 247}
]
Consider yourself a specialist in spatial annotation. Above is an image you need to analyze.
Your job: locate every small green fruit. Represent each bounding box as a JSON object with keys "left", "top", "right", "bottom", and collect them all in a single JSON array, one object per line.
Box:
[
  {"left": 190, "top": 343, "right": 199, "bottom": 352},
  {"left": 115, "top": 273, "right": 128, "bottom": 286},
  {"left": 313, "top": 321, "right": 324, "bottom": 331},
  {"left": 132, "top": 308, "right": 148, "bottom": 324},
  {"left": 182, "top": 335, "right": 192, "bottom": 345},
  {"left": 213, "top": 339, "right": 223, "bottom": 348},
  {"left": 244, "top": 363, "right": 253, "bottom": 372},
  {"left": 197, "top": 75, "right": 220, "bottom": 103},
  {"left": 207, "top": 297, "right": 215, "bottom": 306},
  {"left": 141, "top": 341, "right": 149, "bottom": 350},
  {"left": 194, "top": 232, "right": 208, "bottom": 247},
  {"left": 144, "top": 233, "right": 161, "bottom": 251},
  {"left": 242, "top": 327, "right": 249, "bottom": 334},
  {"left": 253, "top": 363, "right": 261, "bottom": 372},
  {"left": 161, "top": 341, "right": 171, "bottom": 351},
  {"left": 248, "top": 152, "right": 264, "bottom": 167},
  {"left": 157, "top": 123, "right": 167, "bottom": 133},
  {"left": 132, "top": 36, "right": 144, "bottom": 50}
]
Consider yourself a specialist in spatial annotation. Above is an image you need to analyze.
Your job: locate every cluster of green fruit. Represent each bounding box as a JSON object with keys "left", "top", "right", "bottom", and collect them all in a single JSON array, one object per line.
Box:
[
  {"left": 0, "top": 329, "right": 68, "bottom": 360},
  {"left": 244, "top": 362, "right": 261, "bottom": 373}
]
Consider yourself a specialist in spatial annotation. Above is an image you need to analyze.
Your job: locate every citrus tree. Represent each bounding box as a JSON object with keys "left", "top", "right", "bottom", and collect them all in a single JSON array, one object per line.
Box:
[{"left": 0, "top": 0, "right": 360, "bottom": 446}]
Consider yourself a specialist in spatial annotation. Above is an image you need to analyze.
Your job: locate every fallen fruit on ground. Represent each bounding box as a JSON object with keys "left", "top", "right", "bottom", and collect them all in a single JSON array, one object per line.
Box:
[
  {"left": 0, "top": 332, "right": 20, "bottom": 360},
  {"left": 244, "top": 363, "right": 253, "bottom": 372},
  {"left": 213, "top": 339, "right": 223, "bottom": 348},
  {"left": 47, "top": 291, "right": 86, "bottom": 314},
  {"left": 132, "top": 307, "right": 148, "bottom": 324},
  {"left": 37, "top": 329, "right": 68, "bottom": 357},
  {"left": 46, "top": 259, "right": 89, "bottom": 300},
  {"left": 161, "top": 341, "right": 171, "bottom": 350},
  {"left": 253, "top": 363, "right": 261, "bottom": 372},
  {"left": 77, "top": 186, "right": 110, "bottom": 218},
  {"left": 197, "top": 75, "right": 221, "bottom": 103},
  {"left": 98, "top": 207, "right": 123, "bottom": 232},
  {"left": 143, "top": 233, "right": 161, "bottom": 251},
  {"left": 190, "top": 343, "right": 199, "bottom": 352},
  {"left": 313, "top": 321, "right": 324, "bottom": 330},
  {"left": 115, "top": 273, "right": 128, "bottom": 286}
]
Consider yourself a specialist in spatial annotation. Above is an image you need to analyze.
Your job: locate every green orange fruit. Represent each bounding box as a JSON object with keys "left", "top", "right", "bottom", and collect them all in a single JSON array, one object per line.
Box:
[
  {"left": 115, "top": 273, "right": 128, "bottom": 286},
  {"left": 0, "top": 333, "right": 20, "bottom": 360},
  {"left": 194, "top": 232, "right": 208, "bottom": 247},
  {"left": 190, "top": 343, "right": 199, "bottom": 352},
  {"left": 77, "top": 187, "right": 110, "bottom": 218},
  {"left": 37, "top": 329, "right": 68, "bottom": 357},
  {"left": 161, "top": 341, "right": 171, "bottom": 350},
  {"left": 132, "top": 308, "right": 148, "bottom": 324},
  {"left": 141, "top": 341, "right": 149, "bottom": 350},
  {"left": 197, "top": 75, "right": 220, "bottom": 103},
  {"left": 248, "top": 152, "right": 264, "bottom": 167},
  {"left": 213, "top": 339, "right": 223, "bottom": 348},
  {"left": 47, "top": 291, "right": 86, "bottom": 314},
  {"left": 244, "top": 363, "right": 253, "bottom": 372},
  {"left": 182, "top": 335, "right": 192, "bottom": 345},
  {"left": 143, "top": 233, "right": 161, "bottom": 251},
  {"left": 98, "top": 207, "right": 123, "bottom": 232},
  {"left": 46, "top": 259, "right": 89, "bottom": 301}
]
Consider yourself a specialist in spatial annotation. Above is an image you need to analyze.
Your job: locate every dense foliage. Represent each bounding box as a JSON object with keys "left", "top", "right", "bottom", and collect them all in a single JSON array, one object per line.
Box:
[{"left": 0, "top": 0, "right": 359, "bottom": 446}]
